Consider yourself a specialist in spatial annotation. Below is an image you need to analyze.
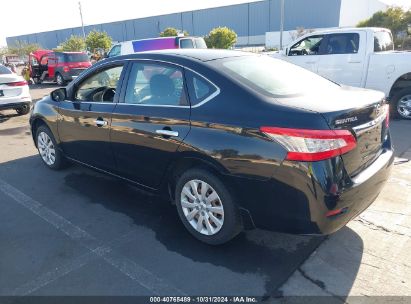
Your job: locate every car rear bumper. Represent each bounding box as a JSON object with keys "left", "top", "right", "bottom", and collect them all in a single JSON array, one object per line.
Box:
[
  {"left": 0, "top": 101, "right": 31, "bottom": 110},
  {"left": 61, "top": 69, "right": 88, "bottom": 81},
  {"left": 231, "top": 144, "right": 394, "bottom": 235},
  {"left": 0, "top": 93, "right": 32, "bottom": 110}
]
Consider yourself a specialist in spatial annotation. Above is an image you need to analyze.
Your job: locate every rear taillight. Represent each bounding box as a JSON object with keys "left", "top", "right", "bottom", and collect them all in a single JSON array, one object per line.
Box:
[
  {"left": 7, "top": 81, "right": 28, "bottom": 87},
  {"left": 260, "top": 127, "right": 357, "bottom": 162},
  {"left": 63, "top": 66, "right": 70, "bottom": 72},
  {"left": 385, "top": 104, "right": 390, "bottom": 128}
]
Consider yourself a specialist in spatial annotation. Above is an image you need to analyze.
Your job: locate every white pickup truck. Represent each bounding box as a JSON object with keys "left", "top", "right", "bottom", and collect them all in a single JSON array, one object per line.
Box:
[{"left": 273, "top": 27, "right": 411, "bottom": 119}]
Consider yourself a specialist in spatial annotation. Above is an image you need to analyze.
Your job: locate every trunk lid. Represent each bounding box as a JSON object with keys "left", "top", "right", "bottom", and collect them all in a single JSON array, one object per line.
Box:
[{"left": 276, "top": 86, "right": 388, "bottom": 176}]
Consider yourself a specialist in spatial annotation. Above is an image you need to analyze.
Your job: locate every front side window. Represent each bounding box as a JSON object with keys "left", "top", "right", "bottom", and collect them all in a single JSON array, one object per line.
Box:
[
  {"left": 125, "top": 62, "right": 187, "bottom": 106},
  {"left": 75, "top": 65, "right": 124, "bottom": 102},
  {"left": 289, "top": 35, "right": 324, "bottom": 56},
  {"left": 324, "top": 33, "right": 360, "bottom": 54},
  {"left": 374, "top": 31, "right": 394, "bottom": 52},
  {"left": 216, "top": 55, "right": 339, "bottom": 97}
]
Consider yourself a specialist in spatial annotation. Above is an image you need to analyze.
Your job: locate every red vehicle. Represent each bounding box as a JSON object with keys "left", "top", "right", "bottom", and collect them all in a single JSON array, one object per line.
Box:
[{"left": 29, "top": 50, "right": 91, "bottom": 85}]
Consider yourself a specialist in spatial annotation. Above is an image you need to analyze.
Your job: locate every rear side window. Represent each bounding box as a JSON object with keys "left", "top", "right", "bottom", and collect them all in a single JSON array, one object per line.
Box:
[
  {"left": 374, "top": 31, "right": 394, "bottom": 52},
  {"left": 124, "top": 62, "right": 187, "bottom": 106},
  {"left": 0, "top": 65, "right": 11, "bottom": 74},
  {"left": 185, "top": 70, "right": 218, "bottom": 105},
  {"left": 324, "top": 33, "right": 359, "bottom": 54}
]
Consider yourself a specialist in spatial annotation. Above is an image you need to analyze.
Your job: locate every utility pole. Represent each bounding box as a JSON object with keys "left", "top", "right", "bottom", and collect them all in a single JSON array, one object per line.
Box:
[
  {"left": 79, "top": 2, "right": 86, "bottom": 41},
  {"left": 279, "top": 0, "right": 285, "bottom": 50}
]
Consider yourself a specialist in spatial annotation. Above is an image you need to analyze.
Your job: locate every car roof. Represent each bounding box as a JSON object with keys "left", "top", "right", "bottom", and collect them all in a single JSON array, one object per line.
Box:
[
  {"left": 308, "top": 27, "right": 391, "bottom": 35},
  {"left": 105, "top": 49, "right": 254, "bottom": 64}
]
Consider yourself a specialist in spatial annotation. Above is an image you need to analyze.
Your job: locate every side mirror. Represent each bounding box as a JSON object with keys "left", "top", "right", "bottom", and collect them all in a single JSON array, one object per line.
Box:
[{"left": 51, "top": 88, "right": 67, "bottom": 102}]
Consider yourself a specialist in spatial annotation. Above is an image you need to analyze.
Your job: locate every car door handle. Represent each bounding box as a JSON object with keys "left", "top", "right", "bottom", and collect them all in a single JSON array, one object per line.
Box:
[
  {"left": 94, "top": 119, "right": 108, "bottom": 127},
  {"left": 156, "top": 129, "right": 179, "bottom": 137}
]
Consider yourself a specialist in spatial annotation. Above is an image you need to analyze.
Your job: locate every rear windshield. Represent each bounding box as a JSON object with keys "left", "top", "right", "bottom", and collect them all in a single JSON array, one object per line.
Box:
[
  {"left": 214, "top": 55, "right": 339, "bottom": 97},
  {"left": 194, "top": 38, "right": 207, "bottom": 49},
  {"left": 374, "top": 31, "right": 394, "bottom": 52},
  {"left": 0, "top": 65, "right": 12, "bottom": 74},
  {"left": 64, "top": 53, "right": 89, "bottom": 62}
]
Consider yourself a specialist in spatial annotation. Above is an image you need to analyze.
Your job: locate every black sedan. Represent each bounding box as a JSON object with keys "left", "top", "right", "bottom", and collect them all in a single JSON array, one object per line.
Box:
[{"left": 30, "top": 50, "right": 394, "bottom": 245}]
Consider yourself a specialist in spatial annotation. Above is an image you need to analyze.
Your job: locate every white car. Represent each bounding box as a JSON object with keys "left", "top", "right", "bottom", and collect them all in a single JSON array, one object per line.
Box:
[
  {"left": 0, "top": 64, "right": 32, "bottom": 115},
  {"left": 273, "top": 27, "right": 411, "bottom": 119}
]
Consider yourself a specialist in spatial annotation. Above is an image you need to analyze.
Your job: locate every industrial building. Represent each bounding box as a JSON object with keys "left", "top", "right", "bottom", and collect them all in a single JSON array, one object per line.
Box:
[{"left": 6, "top": 0, "right": 387, "bottom": 49}]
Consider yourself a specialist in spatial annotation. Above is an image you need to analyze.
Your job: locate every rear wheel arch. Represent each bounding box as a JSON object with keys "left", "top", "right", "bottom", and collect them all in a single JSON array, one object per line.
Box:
[
  {"left": 388, "top": 73, "right": 411, "bottom": 119},
  {"left": 389, "top": 73, "right": 411, "bottom": 98},
  {"left": 165, "top": 155, "right": 231, "bottom": 203}
]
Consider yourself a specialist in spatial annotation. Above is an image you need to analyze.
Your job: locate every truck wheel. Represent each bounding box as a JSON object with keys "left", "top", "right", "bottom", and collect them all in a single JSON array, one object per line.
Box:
[
  {"left": 392, "top": 88, "right": 411, "bottom": 120},
  {"left": 16, "top": 105, "right": 30, "bottom": 116},
  {"left": 56, "top": 73, "right": 66, "bottom": 86},
  {"left": 175, "top": 168, "right": 243, "bottom": 245}
]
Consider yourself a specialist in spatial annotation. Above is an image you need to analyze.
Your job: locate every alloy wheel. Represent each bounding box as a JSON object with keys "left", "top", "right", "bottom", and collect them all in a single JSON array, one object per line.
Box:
[
  {"left": 397, "top": 94, "right": 411, "bottom": 119},
  {"left": 56, "top": 74, "right": 64, "bottom": 86},
  {"left": 180, "top": 179, "right": 224, "bottom": 236},
  {"left": 37, "top": 132, "right": 56, "bottom": 166}
]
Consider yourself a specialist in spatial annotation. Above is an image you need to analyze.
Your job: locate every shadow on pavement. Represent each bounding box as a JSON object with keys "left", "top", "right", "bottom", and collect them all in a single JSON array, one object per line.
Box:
[
  {"left": 0, "top": 112, "right": 20, "bottom": 124},
  {"left": 0, "top": 155, "right": 364, "bottom": 297}
]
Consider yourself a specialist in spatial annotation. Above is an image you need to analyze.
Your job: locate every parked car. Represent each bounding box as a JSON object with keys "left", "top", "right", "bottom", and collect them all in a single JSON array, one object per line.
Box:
[
  {"left": 0, "top": 64, "right": 32, "bottom": 115},
  {"left": 30, "top": 50, "right": 393, "bottom": 245},
  {"left": 106, "top": 36, "right": 207, "bottom": 58},
  {"left": 29, "top": 50, "right": 92, "bottom": 85},
  {"left": 272, "top": 27, "right": 411, "bottom": 120}
]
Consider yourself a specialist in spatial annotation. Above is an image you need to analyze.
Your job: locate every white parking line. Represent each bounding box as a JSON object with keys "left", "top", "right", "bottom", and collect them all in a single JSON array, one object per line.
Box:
[{"left": 0, "top": 178, "right": 186, "bottom": 296}]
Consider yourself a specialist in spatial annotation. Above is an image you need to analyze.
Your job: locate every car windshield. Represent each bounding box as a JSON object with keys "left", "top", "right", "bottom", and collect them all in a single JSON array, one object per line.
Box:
[
  {"left": 64, "top": 53, "right": 89, "bottom": 62},
  {"left": 0, "top": 64, "right": 12, "bottom": 74},
  {"left": 215, "top": 55, "right": 339, "bottom": 97}
]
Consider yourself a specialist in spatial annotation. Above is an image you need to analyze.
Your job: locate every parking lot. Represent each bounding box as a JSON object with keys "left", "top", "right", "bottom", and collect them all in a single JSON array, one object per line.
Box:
[{"left": 1, "top": 85, "right": 410, "bottom": 299}]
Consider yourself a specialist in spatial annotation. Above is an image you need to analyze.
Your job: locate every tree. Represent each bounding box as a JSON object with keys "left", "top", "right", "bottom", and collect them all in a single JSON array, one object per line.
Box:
[
  {"left": 8, "top": 41, "right": 41, "bottom": 56},
  {"left": 357, "top": 6, "right": 411, "bottom": 38},
  {"left": 86, "top": 30, "right": 112, "bottom": 53},
  {"left": 204, "top": 27, "right": 237, "bottom": 49},
  {"left": 160, "top": 27, "right": 188, "bottom": 37},
  {"left": 56, "top": 35, "right": 86, "bottom": 52}
]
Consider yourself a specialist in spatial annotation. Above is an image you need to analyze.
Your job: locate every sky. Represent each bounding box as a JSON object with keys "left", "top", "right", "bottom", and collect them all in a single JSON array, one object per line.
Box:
[{"left": 1, "top": 0, "right": 410, "bottom": 47}]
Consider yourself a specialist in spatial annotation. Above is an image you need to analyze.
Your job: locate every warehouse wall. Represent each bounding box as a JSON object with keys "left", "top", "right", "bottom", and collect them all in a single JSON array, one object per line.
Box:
[{"left": 6, "top": 0, "right": 342, "bottom": 49}]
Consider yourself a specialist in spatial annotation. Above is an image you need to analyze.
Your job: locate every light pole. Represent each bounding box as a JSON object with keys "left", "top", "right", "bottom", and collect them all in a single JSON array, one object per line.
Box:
[
  {"left": 279, "top": 0, "right": 285, "bottom": 50},
  {"left": 79, "top": 2, "right": 86, "bottom": 41}
]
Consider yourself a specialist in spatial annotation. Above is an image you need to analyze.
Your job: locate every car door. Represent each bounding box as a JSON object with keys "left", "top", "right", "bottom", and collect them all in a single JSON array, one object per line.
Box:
[
  {"left": 286, "top": 35, "right": 325, "bottom": 73},
  {"left": 47, "top": 54, "right": 56, "bottom": 79},
  {"left": 58, "top": 63, "right": 126, "bottom": 171},
  {"left": 110, "top": 61, "right": 191, "bottom": 188},
  {"left": 317, "top": 32, "right": 366, "bottom": 87}
]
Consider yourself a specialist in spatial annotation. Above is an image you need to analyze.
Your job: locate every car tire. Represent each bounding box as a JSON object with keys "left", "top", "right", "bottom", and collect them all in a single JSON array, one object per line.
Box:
[
  {"left": 175, "top": 168, "right": 243, "bottom": 245},
  {"left": 56, "top": 73, "right": 66, "bottom": 86},
  {"left": 16, "top": 105, "right": 30, "bottom": 115},
  {"left": 391, "top": 87, "right": 411, "bottom": 120},
  {"left": 35, "top": 125, "right": 66, "bottom": 170}
]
